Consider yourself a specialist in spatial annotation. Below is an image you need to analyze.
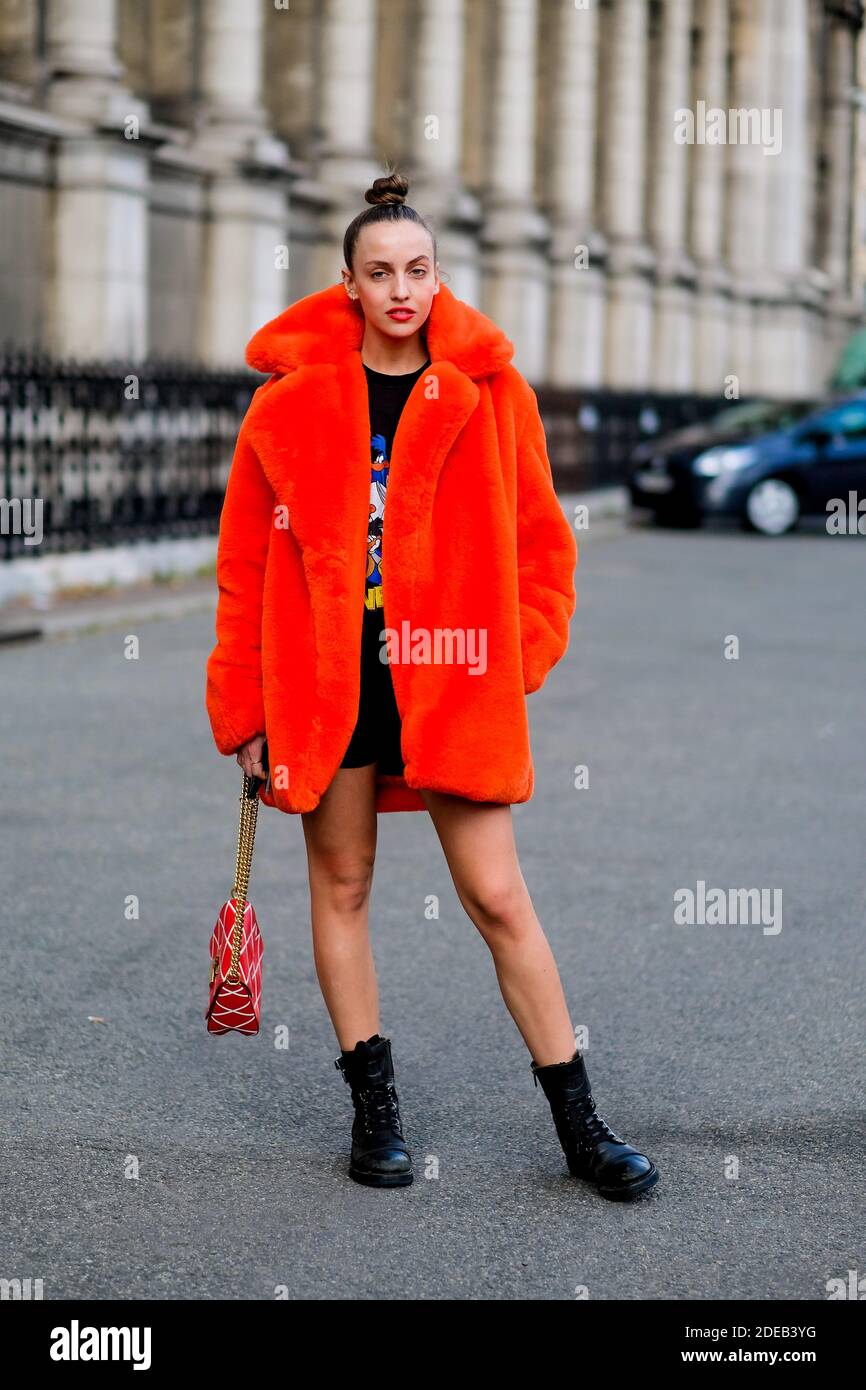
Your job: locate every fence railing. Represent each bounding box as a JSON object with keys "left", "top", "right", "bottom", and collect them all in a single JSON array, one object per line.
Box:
[
  {"left": 0, "top": 351, "right": 262, "bottom": 560},
  {"left": 1, "top": 350, "right": 746, "bottom": 559}
]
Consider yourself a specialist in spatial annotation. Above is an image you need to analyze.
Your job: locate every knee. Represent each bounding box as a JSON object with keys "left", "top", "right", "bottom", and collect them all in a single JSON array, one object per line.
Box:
[
  {"left": 312, "top": 853, "right": 375, "bottom": 915},
  {"left": 462, "top": 877, "right": 530, "bottom": 938}
]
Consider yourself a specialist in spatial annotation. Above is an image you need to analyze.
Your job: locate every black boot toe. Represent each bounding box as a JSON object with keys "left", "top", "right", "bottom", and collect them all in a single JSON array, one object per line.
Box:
[
  {"left": 351, "top": 1145, "right": 413, "bottom": 1186},
  {"left": 591, "top": 1144, "right": 659, "bottom": 1199}
]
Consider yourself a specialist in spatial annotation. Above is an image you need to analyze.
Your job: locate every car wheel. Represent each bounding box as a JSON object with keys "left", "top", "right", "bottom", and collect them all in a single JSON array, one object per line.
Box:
[{"left": 743, "top": 478, "right": 800, "bottom": 535}]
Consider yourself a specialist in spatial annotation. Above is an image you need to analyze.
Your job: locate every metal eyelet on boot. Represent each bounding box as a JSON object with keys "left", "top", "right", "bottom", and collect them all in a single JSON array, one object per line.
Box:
[{"left": 357, "top": 1081, "right": 403, "bottom": 1136}]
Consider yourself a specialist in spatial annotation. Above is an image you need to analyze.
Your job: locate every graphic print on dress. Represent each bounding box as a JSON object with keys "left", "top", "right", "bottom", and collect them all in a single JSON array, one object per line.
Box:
[{"left": 366, "top": 431, "right": 389, "bottom": 601}]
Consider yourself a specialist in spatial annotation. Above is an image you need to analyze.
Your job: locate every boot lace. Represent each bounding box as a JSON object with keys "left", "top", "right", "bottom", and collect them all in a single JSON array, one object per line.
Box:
[
  {"left": 356, "top": 1082, "right": 403, "bottom": 1137},
  {"left": 564, "top": 1091, "right": 623, "bottom": 1148}
]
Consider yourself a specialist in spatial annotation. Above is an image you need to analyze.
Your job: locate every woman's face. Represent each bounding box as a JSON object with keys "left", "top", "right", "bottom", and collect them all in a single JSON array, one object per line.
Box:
[{"left": 343, "top": 222, "right": 439, "bottom": 340}]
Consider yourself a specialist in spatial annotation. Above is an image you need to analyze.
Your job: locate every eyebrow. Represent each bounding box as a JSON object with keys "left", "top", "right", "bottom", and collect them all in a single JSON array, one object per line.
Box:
[{"left": 363, "top": 255, "right": 430, "bottom": 269}]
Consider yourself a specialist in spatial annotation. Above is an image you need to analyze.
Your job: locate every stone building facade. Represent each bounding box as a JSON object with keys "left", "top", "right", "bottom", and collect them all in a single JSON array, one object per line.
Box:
[{"left": 0, "top": 0, "right": 864, "bottom": 398}]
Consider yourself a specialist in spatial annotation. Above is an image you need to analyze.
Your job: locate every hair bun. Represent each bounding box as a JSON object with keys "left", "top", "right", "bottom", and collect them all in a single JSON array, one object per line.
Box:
[{"left": 364, "top": 171, "right": 410, "bottom": 207}]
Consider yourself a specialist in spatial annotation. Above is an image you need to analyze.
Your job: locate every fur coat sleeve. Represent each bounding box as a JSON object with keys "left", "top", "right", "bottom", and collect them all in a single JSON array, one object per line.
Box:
[
  {"left": 205, "top": 388, "right": 274, "bottom": 756},
  {"left": 515, "top": 392, "right": 578, "bottom": 694}
]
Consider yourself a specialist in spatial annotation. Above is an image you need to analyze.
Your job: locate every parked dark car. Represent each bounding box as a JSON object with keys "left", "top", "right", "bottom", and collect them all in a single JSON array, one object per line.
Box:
[{"left": 626, "top": 396, "right": 866, "bottom": 533}]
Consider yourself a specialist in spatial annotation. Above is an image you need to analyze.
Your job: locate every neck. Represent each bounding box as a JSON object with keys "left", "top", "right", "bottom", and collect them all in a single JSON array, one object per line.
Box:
[{"left": 360, "top": 323, "right": 429, "bottom": 374}]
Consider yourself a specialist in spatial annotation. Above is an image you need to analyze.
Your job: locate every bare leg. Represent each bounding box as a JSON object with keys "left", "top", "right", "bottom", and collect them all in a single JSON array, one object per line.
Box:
[
  {"left": 301, "top": 763, "right": 381, "bottom": 1051},
  {"left": 419, "top": 788, "right": 577, "bottom": 1066}
]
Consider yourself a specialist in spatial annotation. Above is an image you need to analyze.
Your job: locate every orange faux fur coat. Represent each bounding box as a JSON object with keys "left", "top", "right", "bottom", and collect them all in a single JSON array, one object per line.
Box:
[{"left": 205, "top": 281, "right": 578, "bottom": 815}]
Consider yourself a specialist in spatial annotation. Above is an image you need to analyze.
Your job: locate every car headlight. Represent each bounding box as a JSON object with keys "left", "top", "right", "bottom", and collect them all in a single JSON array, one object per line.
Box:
[{"left": 693, "top": 447, "right": 755, "bottom": 477}]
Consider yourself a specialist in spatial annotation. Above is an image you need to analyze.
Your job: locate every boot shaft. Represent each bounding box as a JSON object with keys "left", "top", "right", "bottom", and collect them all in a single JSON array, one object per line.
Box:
[
  {"left": 335, "top": 1033, "right": 406, "bottom": 1140},
  {"left": 531, "top": 1048, "right": 591, "bottom": 1104},
  {"left": 531, "top": 1049, "right": 625, "bottom": 1158},
  {"left": 335, "top": 1033, "right": 395, "bottom": 1094}
]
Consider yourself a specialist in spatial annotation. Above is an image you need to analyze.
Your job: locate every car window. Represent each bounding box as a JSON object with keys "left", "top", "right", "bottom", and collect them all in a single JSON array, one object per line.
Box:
[
  {"left": 808, "top": 401, "right": 866, "bottom": 439},
  {"left": 709, "top": 400, "right": 819, "bottom": 438}
]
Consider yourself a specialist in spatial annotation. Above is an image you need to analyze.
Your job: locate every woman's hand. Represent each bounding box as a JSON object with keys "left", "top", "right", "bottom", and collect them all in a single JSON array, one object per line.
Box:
[{"left": 237, "top": 732, "right": 267, "bottom": 780}]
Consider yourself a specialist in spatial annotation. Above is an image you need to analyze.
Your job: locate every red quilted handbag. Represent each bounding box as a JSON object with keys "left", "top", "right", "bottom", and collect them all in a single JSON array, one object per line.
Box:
[{"left": 205, "top": 762, "right": 266, "bottom": 1035}]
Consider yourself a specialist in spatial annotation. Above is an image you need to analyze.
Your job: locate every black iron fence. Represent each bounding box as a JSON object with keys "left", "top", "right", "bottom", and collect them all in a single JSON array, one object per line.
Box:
[
  {"left": 0, "top": 350, "right": 744, "bottom": 559},
  {"left": 0, "top": 351, "right": 262, "bottom": 560}
]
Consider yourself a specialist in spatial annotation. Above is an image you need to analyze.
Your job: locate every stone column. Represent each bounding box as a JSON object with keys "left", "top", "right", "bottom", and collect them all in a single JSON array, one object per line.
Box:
[
  {"left": 406, "top": 0, "right": 481, "bottom": 307},
  {"left": 44, "top": 0, "right": 151, "bottom": 360},
  {"left": 600, "top": 0, "right": 654, "bottom": 389},
  {"left": 821, "top": 3, "right": 862, "bottom": 308},
  {"left": 690, "top": 0, "right": 732, "bottom": 395},
  {"left": 819, "top": 2, "right": 866, "bottom": 380},
  {"left": 197, "top": 0, "right": 269, "bottom": 143},
  {"left": 314, "top": 0, "right": 380, "bottom": 288},
  {"left": 50, "top": 139, "right": 151, "bottom": 361},
  {"left": 411, "top": 0, "right": 465, "bottom": 186},
  {"left": 546, "top": 0, "right": 606, "bottom": 388},
  {"left": 0, "top": 0, "right": 40, "bottom": 89},
  {"left": 649, "top": 0, "right": 696, "bottom": 390},
  {"left": 762, "top": 0, "right": 818, "bottom": 396},
  {"left": 44, "top": 0, "right": 137, "bottom": 121},
  {"left": 852, "top": 5, "right": 866, "bottom": 310},
  {"left": 481, "top": 0, "right": 549, "bottom": 380},
  {"left": 193, "top": 0, "right": 291, "bottom": 366},
  {"left": 725, "top": 0, "right": 777, "bottom": 394}
]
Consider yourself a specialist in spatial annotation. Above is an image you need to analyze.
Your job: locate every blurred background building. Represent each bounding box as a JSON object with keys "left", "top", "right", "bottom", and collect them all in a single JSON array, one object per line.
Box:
[
  {"left": 1, "top": 0, "right": 865, "bottom": 393},
  {"left": 2, "top": 0, "right": 866, "bottom": 589}
]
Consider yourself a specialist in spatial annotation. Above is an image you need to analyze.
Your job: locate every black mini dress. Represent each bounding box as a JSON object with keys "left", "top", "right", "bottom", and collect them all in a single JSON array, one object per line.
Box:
[{"left": 340, "top": 356, "right": 431, "bottom": 775}]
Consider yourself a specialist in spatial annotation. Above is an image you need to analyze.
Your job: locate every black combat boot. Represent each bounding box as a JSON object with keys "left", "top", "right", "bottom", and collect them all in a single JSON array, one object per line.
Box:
[
  {"left": 334, "top": 1033, "right": 413, "bottom": 1187},
  {"left": 531, "top": 1048, "right": 659, "bottom": 1201}
]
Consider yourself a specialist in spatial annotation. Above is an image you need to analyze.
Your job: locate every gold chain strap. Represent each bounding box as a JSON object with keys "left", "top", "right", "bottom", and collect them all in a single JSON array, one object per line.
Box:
[{"left": 228, "top": 773, "right": 260, "bottom": 981}]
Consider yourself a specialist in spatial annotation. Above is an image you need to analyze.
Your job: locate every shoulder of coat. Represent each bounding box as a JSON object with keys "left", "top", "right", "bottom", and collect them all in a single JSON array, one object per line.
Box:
[
  {"left": 489, "top": 362, "right": 537, "bottom": 421},
  {"left": 491, "top": 360, "right": 532, "bottom": 392}
]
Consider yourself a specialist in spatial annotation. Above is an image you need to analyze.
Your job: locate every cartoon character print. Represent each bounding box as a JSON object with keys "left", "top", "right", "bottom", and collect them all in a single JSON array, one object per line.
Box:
[{"left": 366, "top": 431, "right": 389, "bottom": 589}]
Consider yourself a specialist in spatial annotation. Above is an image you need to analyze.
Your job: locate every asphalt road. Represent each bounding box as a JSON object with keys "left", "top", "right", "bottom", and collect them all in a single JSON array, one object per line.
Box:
[{"left": 2, "top": 515, "right": 864, "bottom": 1301}]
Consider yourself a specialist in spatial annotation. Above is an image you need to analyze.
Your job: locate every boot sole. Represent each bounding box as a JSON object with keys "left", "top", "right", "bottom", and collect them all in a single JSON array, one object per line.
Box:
[
  {"left": 597, "top": 1164, "right": 659, "bottom": 1201},
  {"left": 349, "top": 1166, "right": 413, "bottom": 1188}
]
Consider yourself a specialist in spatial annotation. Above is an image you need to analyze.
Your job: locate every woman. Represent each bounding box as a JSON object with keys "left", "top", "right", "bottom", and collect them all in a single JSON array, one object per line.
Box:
[{"left": 206, "top": 172, "right": 659, "bottom": 1201}]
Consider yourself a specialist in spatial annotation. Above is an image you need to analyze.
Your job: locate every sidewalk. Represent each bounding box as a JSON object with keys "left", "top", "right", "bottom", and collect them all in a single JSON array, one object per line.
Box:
[
  {"left": 0, "top": 574, "right": 218, "bottom": 643},
  {"left": 0, "top": 487, "right": 629, "bottom": 643}
]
